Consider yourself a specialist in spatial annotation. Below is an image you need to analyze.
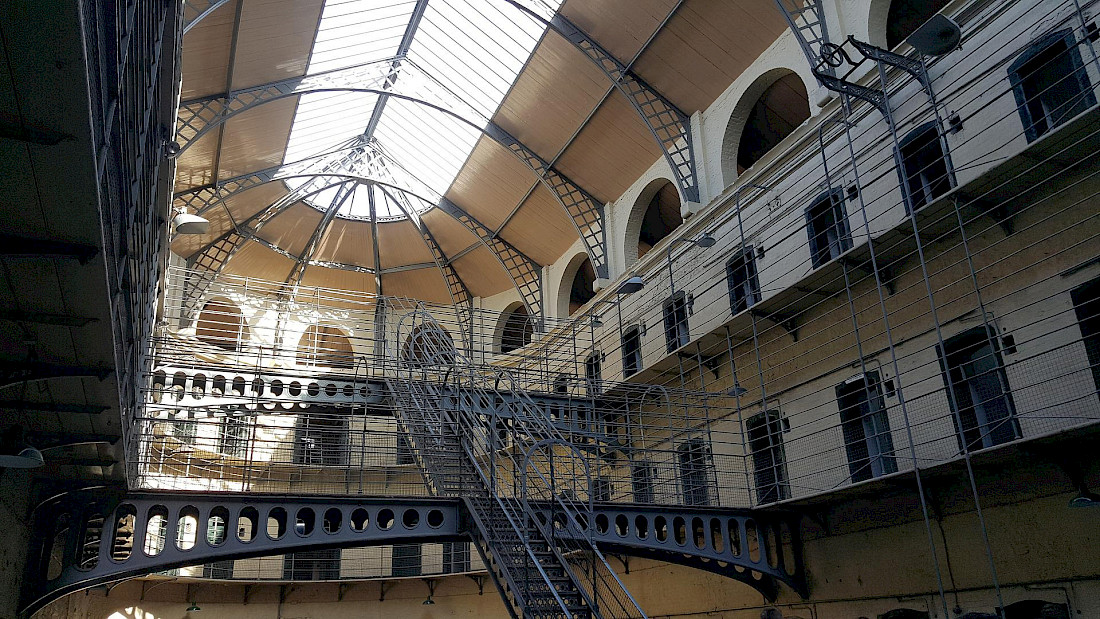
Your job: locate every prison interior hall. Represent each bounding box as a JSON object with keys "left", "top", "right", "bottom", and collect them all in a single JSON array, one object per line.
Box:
[{"left": 1, "top": 0, "right": 1099, "bottom": 618}]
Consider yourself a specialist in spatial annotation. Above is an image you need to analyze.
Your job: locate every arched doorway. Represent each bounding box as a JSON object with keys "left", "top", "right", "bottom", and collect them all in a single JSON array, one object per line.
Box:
[
  {"left": 196, "top": 298, "right": 250, "bottom": 351},
  {"left": 560, "top": 253, "right": 597, "bottom": 317},
  {"left": 401, "top": 324, "right": 456, "bottom": 366},
  {"left": 297, "top": 325, "right": 354, "bottom": 368},
  {"left": 499, "top": 304, "right": 534, "bottom": 354},
  {"left": 723, "top": 70, "right": 810, "bottom": 184},
  {"left": 631, "top": 179, "right": 683, "bottom": 261}
]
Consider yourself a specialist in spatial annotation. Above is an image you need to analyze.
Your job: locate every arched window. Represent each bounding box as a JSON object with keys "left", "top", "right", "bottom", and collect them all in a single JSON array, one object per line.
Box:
[
  {"left": 196, "top": 298, "right": 249, "bottom": 351},
  {"left": 634, "top": 180, "right": 682, "bottom": 260},
  {"left": 402, "top": 325, "right": 456, "bottom": 366},
  {"left": 885, "top": 0, "right": 950, "bottom": 50},
  {"left": 567, "top": 256, "right": 597, "bottom": 316},
  {"left": 297, "top": 325, "right": 354, "bottom": 368},
  {"left": 499, "top": 304, "right": 533, "bottom": 354},
  {"left": 736, "top": 73, "right": 809, "bottom": 174}
]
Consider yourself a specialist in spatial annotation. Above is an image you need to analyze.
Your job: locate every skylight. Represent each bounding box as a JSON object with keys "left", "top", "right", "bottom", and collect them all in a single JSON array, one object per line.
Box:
[{"left": 282, "top": 0, "right": 562, "bottom": 220}]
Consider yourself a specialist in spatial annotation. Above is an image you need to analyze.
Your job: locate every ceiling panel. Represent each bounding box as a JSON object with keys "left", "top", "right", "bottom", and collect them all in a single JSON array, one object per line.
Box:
[
  {"left": 216, "top": 97, "right": 299, "bottom": 180},
  {"left": 493, "top": 34, "right": 609, "bottom": 159},
  {"left": 498, "top": 185, "right": 577, "bottom": 266},
  {"left": 553, "top": 95, "right": 665, "bottom": 204},
  {"left": 173, "top": 130, "right": 219, "bottom": 192},
  {"left": 222, "top": 240, "right": 296, "bottom": 280},
  {"left": 377, "top": 220, "right": 435, "bottom": 270},
  {"left": 313, "top": 217, "right": 373, "bottom": 267},
  {"left": 560, "top": 0, "right": 677, "bottom": 63},
  {"left": 420, "top": 209, "right": 479, "bottom": 257},
  {"left": 382, "top": 268, "right": 452, "bottom": 305},
  {"left": 256, "top": 202, "right": 324, "bottom": 257},
  {"left": 230, "top": 0, "right": 324, "bottom": 89},
  {"left": 452, "top": 246, "right": 515, "bottom": 298},
  {"left": 179, "top": 0, "right": 237, "bottom": 100},
  {"left": 444, "top": 137, "right": 538, "bottom": 232},
  {"left": 632, "top": 0, "right": 787, "bottom": 113}
]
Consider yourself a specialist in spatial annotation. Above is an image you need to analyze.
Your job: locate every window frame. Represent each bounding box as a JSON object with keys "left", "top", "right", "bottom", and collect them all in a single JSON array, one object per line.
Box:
[
  {"left": 746, "top": 409, "right": 789, "bottom": 504},
  {"left": 936, "top": 326, "right": 1021, "bottom": 452},
  {"left": 726, "top": 246, "right": 762, "bottom": 314},
  {"left": 896, "top": 121, "right": 955, "bottom": 212},
  {"left": 1008, "top": 29, "right": 1097, "bottom": 143},
  {"left": 677, "top": 438, "right": 715, "bottom": 506},
  {"left": 805, "top": 188, "right": 852, "bottom": 268},
  {"left": 622, "top": 325, "right": 643, "bottom": 378},
  {"left": 662, "top": 290, "right": 691, "bottom": 353},
  {"left": 835, "top": 371, "right": 898, "bottom": 482}
]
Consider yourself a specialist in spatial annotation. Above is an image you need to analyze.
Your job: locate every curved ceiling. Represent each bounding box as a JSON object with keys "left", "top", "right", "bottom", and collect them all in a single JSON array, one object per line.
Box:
[{"left": 171, "top": 0, "right": 788, "bottom": 306}]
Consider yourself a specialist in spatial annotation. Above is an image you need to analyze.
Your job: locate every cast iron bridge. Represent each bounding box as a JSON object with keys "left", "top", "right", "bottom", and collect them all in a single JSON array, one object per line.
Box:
[{"left": 20, "top": 490, "right": 806, "bottom": 617}]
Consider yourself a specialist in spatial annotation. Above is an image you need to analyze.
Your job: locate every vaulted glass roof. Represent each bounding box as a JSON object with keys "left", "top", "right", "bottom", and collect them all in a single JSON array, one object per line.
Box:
[{"left": 283, "top": 0, "right": 562, "bottom": 220}]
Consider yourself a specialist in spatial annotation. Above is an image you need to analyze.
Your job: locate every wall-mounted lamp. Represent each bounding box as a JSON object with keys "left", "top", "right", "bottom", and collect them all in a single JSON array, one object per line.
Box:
[
  {"left": 727, "top": 384, "right": 748, "bottom": 397},
  {"left": 173, "top": 207, "right": 210, "bottom": 235},
  {"left": 0, "top": 426, "right": 44, "bottom": 469},
  {"left": 617, "top": 275, "right": 645, "bottom": 295}
]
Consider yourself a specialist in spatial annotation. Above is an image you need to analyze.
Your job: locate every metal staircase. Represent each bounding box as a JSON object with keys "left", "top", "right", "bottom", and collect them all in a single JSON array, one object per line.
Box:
[{"left": 388, "top": 311, "right": 646, "bottom": 619}]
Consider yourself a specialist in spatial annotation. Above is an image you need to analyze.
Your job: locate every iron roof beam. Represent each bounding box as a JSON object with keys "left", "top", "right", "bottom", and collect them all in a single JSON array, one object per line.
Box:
[{"left": 172, "top": 61, "right": 609, "bottom": 279}]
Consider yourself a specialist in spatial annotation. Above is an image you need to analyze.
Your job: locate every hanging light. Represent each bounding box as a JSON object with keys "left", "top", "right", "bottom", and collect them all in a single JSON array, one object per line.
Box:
[
  {"left": 422, "top": 579, "right": 436, "bottom": 605},
  {"left": 186, "top": 602, "right": 201, "bottom": 612},
  {"left": 616, "top": 276, "right": 645, "bottom": 295},
  {"left": 173, "top": 208, "right": 210, "bottom": 235},
  {"left": 695, "top": 232, "right": 717, "bottom": 248},
  {"left": 1069, "top": 489, "right": 1100, "bottom": 508},
  {"left": 0, "top": 444, "right": 44, "bottom": 468},
  {"left": 727, "top": 384, "right": 748, "bottom": 398}
]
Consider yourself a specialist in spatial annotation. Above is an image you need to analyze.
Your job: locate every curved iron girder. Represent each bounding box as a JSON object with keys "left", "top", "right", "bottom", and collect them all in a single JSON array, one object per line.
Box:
[
  {"left": 19, "top": 491, "right": 464, "bottom": 618},
  {"left": 282, "top": 181, "right": 358, "bottom": 291},
  {"left": 180, "top": 141, "right": 380, "bottom": 320},
  {"left": 179, "top": 140, "right": 544, "bottom": 319},
  {"left": 376, "top": 185, "right": 475, "bottom": 352},
  {"left": 182, "top": 0, "right": 234, "bottom": 35},
  {"left": 504, "top": 1, "right": 699, "bottom": 203},
  {"left": 174, "top": 60, "right": 609, "bottom": 279},
  {"left": 536, "top": 503, "right": 808, "bottom": 601}
]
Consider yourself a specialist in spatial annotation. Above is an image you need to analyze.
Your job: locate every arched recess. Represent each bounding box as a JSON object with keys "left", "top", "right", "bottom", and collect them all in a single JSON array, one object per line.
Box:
[
  {"left": 497, "top": 302, "right": 534, "bottom": 355},
  {"left": 867, "top": 0, "right": 952, "bottom": 50},
  {"left": 297, "top": 325, "right": 355, "bottom": 368},
  {"left": 721, "top": 69, "right": 811, "bottom": 186},
  {"left": 196, "top": 297, "right": 250, "bottom": 351},
  {"left": 401, "top": 324, "right": 456, "bottom": 366},
  {"left": 625, "top": 178, "right": 683, "bottom": 266},
  {"left": 558, "top": 252, "right": 597, "bottom": 318}
]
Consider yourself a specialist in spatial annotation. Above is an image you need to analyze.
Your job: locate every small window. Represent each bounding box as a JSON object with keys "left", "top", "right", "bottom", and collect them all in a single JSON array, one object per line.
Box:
[
  {"left": 218, "top": 415, "right": 249, "bottom": 458},
  {"left": 663, "top": 291, "right": 690, "bottom": 352},
  {"left": 835, "top": 371, "right": 897, "bottom": 482},
  {"left": 622, "top": 326, "right": 642, "bottom": 377},
  {"left": 443, "top": 542, "right": 471, "bottom": 573},
  {"left": 593, "top": 477, "right": 612, "bottom": 502},
  {"left": 898, "top": 122, "right": 954, "bottom": 211},
  {"left": 396, "top": 433, "right": 416, "bottom": 465},
  {"left": 1009, "top": 30, "right": 1096, "bottom": 143},
  {"left": 283, "top": 549, "right": 340, "bottom": 580},
  {"left": 293, "top": 415, "right": 348, "bottom": 466},
  {"left": 631, "top": 461, "right": 654, "bottom": 503},
  {"left": 937, "top": 327, "right": 1020, "bottom": 452},
  {"left": 805, "top": 189, "right": 851, "bottom": 268},
  {"left": 726, "top": 248, "right": 761, "bottom": 313},
  {"left": 171, "top": 414, "right": 197, "bottom": 445},
  {"left": 392, "top": 544, "right": 422, "bottom": 577},
  {"left": 1071, "top": 275, "right": 1100, "bottom": 392},
  {"left": 584, "top": 353, "right": 602, "bottom": 395},
  {"left": 747, "top": 410, "right": 788, "bottom": 503},
  {"left": 677, "top": 438, "right": 714, "bottom": 506}
]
